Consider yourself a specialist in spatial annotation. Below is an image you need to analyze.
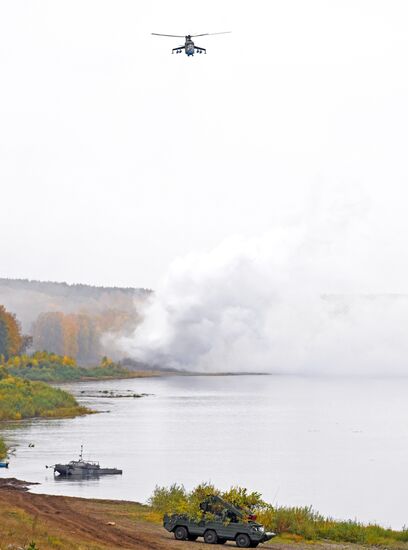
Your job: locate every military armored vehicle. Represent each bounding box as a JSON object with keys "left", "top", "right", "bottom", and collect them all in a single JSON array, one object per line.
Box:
[
  {"left": 47, "top": 446, "right": 122, "bottom": 477},
  {"left": 163, "top": 495, "right": 275, "bottom": 547}
]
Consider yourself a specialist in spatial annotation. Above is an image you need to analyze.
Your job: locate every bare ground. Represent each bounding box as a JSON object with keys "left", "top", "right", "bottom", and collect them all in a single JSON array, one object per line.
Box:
[{"left": 0, "top": 479, "right": 378, "bottom": 550}]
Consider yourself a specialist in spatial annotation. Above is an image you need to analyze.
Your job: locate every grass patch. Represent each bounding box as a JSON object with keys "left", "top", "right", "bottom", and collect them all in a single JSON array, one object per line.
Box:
[
  {"left": 0, "top": 501, "right": 106, "bottom": 550},
  {"left": 85, "top": 499, "right": 163, "bottom": 525},
  {"left": 257, "top": 505, "right": 408, "bottom": 545}
]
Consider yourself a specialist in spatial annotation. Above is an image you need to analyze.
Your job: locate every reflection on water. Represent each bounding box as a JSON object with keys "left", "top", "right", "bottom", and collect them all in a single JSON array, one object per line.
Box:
[
  {"left": 53, "top": 473, "right": 115, "bottom": 481},
  {"left": 1, "top": 375, "right": 408, "bottom": 529}
]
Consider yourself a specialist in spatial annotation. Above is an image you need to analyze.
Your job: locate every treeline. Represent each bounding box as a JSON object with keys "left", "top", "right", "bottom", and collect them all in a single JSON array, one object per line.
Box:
[
  {"left": 32, "top": 312, "right": 100, "bottom": 362},
  {"left": 31, "top": 309, "right": 135, "bottom": 362},
  {"left": 0, "top": 305, "right": 32, "bottom": 360},
  {"left": 0, "top": 277, "right": 151, "bottom": 296},
  {"left": 3, "top": 351, "right": 137, "bottom": 382}
]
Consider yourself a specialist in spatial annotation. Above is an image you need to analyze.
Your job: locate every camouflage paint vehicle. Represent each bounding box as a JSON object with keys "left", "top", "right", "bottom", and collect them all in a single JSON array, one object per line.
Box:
[{"left": 163, "top": 495, "right": 275, "bottom": 548}]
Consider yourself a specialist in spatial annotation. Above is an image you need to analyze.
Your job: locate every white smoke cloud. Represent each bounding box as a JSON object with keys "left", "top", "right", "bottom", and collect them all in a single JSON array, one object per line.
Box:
[{"left": 122, "top": 193, "right": 408, "bottom": 375}]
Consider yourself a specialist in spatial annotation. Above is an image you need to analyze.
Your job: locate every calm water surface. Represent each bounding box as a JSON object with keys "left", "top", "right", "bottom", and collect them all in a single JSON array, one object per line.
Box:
[{"left": 1, "top": 375, "right": 408, "bottom": 528}]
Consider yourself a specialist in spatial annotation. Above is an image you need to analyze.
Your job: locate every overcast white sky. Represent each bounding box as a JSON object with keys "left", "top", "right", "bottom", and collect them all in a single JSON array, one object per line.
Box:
[{"left": 0, "top": 1, "right": 407, "bottom": 289}]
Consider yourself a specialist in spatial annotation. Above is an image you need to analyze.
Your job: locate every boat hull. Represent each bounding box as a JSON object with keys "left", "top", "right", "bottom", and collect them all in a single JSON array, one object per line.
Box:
[{"left": 54, "top": 464, "right": 122, "bottom": 476}]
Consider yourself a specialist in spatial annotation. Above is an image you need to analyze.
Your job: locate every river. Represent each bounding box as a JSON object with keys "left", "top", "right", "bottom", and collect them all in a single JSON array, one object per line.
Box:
[{"left": 1, "top": 375, "right": 407, "bottom": 529}]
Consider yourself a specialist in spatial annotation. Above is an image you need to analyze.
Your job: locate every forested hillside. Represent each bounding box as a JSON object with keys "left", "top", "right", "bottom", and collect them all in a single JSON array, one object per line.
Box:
[
  {"left": 0, "top": 278, "right": 150, "bottom": 329},
  {"left": 0, "top": 279, "right": 152, "bottom": 362}
]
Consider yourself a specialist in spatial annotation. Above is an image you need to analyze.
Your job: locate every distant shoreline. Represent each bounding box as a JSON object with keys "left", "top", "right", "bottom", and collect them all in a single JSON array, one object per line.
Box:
[{"left": 55, "top": 370, "right": 271, "bottom": 382}]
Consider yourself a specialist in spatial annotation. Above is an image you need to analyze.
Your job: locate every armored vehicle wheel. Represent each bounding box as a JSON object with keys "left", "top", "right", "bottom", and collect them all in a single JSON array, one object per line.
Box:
[
  {"left": 236, "top": 533, "right": 251, "bottom": 548},
  {"left": 174, "top": 526, "right": 188, "bottom": 540},
  {"left": 204, "top": 529, "right": 218, "bottom": 544}
]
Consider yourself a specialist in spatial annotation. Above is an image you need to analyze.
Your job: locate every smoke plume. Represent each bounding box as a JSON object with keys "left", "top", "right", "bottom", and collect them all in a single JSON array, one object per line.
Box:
[{"left": 122, "top": 196, "right": 408, "bottom": 375}]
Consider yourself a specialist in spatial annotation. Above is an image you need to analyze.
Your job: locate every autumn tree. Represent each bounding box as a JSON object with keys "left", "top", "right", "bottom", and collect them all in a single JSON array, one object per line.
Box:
[
  {"left": 31, "top": 308, "right": 134, "bottom": 362},
  {"left": 32, "top": 311, "right": 98, "bottom": 362},
  {"left": 0, "top": 314, "right": 8, "bottom": 359},
  {"left": 0, "top": 305, "right": 27, "bottom": 359},
  {"left": 62, "top": 314, "right": 79, "bottom": 359},
  {"left": 32, "top": 312, "right": 65, "bottom": 355},
  {"left": 77, "top": 314, "right": 100, "bottom": 362}
]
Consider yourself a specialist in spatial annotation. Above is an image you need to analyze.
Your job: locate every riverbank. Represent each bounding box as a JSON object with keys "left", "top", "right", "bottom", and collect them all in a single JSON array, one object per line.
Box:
[
  {"left": 1, "top": 479, "right": 407, "bottom": 550},
  {"left": 0, "top": 373, "right": 90, "bottom": 422}
]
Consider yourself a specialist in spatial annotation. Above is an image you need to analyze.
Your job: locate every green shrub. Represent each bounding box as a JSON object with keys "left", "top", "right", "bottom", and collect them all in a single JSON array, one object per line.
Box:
[
  {"left": 0, "top": 372, "right": 89, "bottom": 421},
  {"left": 0, "top": 436, "right": 6, "bottom": 459},
  {"left": 150, "top": 482, "right": 265, "bottom": 523},
  {"left": 149, "top": 484, "right": 189, "bottom": 515}
]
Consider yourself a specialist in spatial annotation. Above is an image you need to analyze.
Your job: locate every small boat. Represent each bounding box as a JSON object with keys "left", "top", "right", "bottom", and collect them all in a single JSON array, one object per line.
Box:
[
  {"left": 49, "top": 446, "right": 122, "bottom": 477},
  {"left": 0, "top": 462, "right": 9, "bottom": 469}
]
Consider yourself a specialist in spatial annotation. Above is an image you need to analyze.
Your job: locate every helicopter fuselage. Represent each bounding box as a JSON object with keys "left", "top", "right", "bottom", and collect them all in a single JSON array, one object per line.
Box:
[
  {"left": 172, "top": 35, "right": 206, "bottom": 56},
  {"left": 185, "top": 38, "right": 195, "bottom": 56}
]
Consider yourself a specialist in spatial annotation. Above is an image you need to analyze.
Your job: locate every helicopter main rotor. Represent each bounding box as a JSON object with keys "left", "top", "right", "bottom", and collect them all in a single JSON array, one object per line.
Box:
[{"left": 151, "top": 32, "right": 231, "bottom": 38}]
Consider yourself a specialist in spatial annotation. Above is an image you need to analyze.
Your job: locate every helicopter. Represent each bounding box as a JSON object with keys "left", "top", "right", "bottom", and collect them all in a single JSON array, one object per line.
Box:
[{"left": 151, "top": 32, "right": 231, "bottom": 56}]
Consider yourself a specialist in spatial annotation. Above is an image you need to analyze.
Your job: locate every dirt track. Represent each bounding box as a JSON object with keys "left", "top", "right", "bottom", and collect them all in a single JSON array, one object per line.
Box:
[
  {"left": 0, "top": 482, "right": 179, "bottom": 549},
  {"left": 0, "top": 479, "right": 370, "bottom": 550},
  {"left": 0, "top": 479, "right": 251, "bottom": 549}
]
